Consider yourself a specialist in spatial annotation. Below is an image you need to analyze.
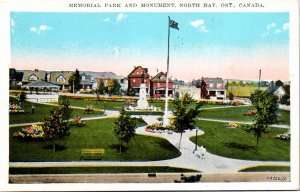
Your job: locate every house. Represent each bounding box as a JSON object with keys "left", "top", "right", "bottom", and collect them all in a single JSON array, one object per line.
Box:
[
  {"left": 79, "top": 71, "right": 123, "bottom": 92},
  {"left": 127, "top": 66, "right": 150, "bottom": 95},
  {"left": 174, "top": 85, "right": 200, "bottom": 100},
  {"left": 21, "top": 69, "right": 47, "bottom": 84},
  {"left": 200, "top": 77, "right": 227, "bottom": 100},
  {"left": 48, "top": 71, "right": 74, "bottom": 91},
  {"left": 268, "top": 85, "right": 286, "bottom": 100},
  {"left": 79, "top": 72, "right": 94, "bottom": 92},
  {"left": 9, "top": 68, "right": 23, "bottom": 88},
  {"left": 150, "top": 72, "right": 173, "bottom": 98}
]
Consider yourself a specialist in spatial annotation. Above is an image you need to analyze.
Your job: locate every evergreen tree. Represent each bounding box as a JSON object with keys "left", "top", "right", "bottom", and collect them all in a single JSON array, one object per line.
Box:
[
  {"left": 43, "top": 108, "right": 70, "bottom": 155},
  {"left": 69, "top": 69, "right": 81, "bottom": 92},
  {"left": 114, "top": 109, "right": 136, "bottom": 154},
  {"left": 58, "top": 96, "right": 73, "bottom": 120}
]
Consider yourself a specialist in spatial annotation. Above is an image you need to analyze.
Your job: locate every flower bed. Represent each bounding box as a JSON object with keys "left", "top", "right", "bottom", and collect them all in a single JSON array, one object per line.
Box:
[
  {"left": 70, "top": 116, "right": 86, "bottom": 127},
  {"left": 13, "top": 125, "right": 44, "bottom": 139},
  {"left": 276, "top": 133, "right": 290, "bottom": 140},
  {"left": 84, "top": 105, "right": 94, "bottom": 113},
  {"left": 9, "top": 104, "right": 25, "bottom": 114},
  {"left": 244, "top": 110, "right": 257, "bottom": 116},
  {"left": 225, "top": 122, "right": 240, "bottom": 128}
]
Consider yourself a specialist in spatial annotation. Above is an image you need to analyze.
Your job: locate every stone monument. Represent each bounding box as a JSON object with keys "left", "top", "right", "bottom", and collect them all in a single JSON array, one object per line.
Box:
[{"left": 136, "top": 72, "right": 149, "bottom": 109}]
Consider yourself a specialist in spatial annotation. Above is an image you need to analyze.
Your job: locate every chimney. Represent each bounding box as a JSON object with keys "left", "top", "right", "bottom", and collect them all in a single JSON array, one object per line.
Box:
[{"left": 35, "top": 69, "right": 38, "bottom": 72}]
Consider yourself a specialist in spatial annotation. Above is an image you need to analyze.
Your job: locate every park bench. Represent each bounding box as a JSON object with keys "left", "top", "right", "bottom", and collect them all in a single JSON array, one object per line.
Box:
[{"left": 81, "top": 148, "right": 105, "bottom": 161}]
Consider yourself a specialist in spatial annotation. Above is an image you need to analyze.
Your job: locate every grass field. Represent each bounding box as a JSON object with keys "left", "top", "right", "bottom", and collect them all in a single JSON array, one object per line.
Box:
[
  {"left": 9, "top": 97, "right": 104, "bottom": 124},
  {"left": 190, "top": 120, "right": 290, "bottom": 161},
  {"left": 227, "top": 86, "right": 268, "bottom": 97},
  {"left": 10, "top": 166, "right": 197, "bottom": 174},
  {"left": 199, "top": 106, "right": 290, "bottom": 125},
  {"left": 10, "top": 118, "right": 180, "bottom": 162},
  {"left": 239, "top": 165, "right": 290, "bottom": 172}
]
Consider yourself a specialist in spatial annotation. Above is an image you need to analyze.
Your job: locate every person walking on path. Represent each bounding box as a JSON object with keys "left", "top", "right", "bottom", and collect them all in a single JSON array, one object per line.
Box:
[
  {"left": 200, "top": 146, "right": 206, "bottom": 159},
  {"left": 31, "top": 105, "right": 35, "bottom": 114}
]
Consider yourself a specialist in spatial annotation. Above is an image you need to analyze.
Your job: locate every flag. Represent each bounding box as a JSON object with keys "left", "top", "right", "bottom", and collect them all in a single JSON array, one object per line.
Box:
[{"left": 169, "top": 19, "right": 179, "bottom": 30}]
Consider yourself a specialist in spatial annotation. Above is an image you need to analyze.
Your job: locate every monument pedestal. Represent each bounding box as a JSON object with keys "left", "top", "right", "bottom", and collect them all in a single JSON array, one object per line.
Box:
[{"left": 136, "top": 83, "right": 148, "bottom": 110}]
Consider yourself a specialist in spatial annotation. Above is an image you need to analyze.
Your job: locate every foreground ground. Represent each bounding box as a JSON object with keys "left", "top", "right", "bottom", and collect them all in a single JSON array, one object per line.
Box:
[{"left": 9, "top": 172, "right": 290, "bottom": 183}]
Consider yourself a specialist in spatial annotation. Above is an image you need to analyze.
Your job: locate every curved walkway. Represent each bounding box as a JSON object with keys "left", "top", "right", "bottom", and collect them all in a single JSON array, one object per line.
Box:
[{"left": 10, "top": 110, "right": 290, "bottom": 173}]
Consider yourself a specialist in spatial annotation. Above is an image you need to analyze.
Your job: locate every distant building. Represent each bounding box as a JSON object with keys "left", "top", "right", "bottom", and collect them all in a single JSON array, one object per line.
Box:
[
  {"left": 49, "top": 71, "right": 74, "bottom": 91},
  {"left": 200, "top": 77, "right": 227, "bottom": 100},
  {"left": 150, "top": 72, "right": 173, "bottom": 98},
  {"left": 174, "top": 85, "right": 200, "bottom": 100},
  {"left": 127, "top": 66, "right": 150, "bottom": 95},
  {"left": 268, "top": 85, "right": 286, "bottom": 100},
  {"left": 9, "top": 68, "right": 23, "bottom": 88},
  {"left": 79, "top": 72, "right": 94, "bottom": 92},
  {"left": 80, "top": 71, "right": 123, "bottom": 92},
  {"left": 21, "top": 69, "right": 47, "bottom": 84}
]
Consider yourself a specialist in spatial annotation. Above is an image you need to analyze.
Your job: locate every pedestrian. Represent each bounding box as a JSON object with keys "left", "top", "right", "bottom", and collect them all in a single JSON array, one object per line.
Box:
[
  {"left": 31, "top": 105, "right": 35, "bottom": 114},
  {"left": 201, "top": 146, "right": 207, "bottom": 159}
]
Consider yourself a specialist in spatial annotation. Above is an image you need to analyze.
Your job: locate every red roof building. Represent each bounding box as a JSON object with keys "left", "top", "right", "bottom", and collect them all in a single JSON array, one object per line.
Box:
[
  {"left": 127, "top": 66, "right": 150, "bottom": 95},
  {"left": 150, "top": 72, "right": 173, "bottom": 98}
]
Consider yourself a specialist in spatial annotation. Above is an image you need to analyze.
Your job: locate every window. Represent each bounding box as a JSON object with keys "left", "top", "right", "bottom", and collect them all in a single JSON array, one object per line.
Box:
[
  {"left": 133, "top": 79, "right": 136, "bottom": 83},
  {"left": 82, "top": 76, "right": 86, "bottom": 81},
  {"left": 28, "top": 74, "right": 38, "bottom": 81},
  {"left": 57, "top": 75, "right": 66, "bottom": 83}
]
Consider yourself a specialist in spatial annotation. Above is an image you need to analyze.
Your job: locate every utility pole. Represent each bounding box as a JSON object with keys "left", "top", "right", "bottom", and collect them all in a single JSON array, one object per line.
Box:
[{"left": 258, "top": 69, "right": 261, "bottom": 88}]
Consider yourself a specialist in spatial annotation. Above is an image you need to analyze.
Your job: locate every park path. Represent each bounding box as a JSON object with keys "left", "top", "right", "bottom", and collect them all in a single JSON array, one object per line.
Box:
[{"left": 10, "top": 110, "right": 290, "bottom": 173}]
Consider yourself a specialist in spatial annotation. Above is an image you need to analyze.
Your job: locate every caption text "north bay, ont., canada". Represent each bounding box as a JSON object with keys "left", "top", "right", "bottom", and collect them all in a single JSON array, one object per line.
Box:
[{"left": 68, "top": 2, "right": 265, "bottom": 9}]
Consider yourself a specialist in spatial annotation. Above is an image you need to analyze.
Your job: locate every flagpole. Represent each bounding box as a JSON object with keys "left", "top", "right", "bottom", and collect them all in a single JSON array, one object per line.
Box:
[{"left": 163, "top": 16, "right": 170, "bottom": 126}]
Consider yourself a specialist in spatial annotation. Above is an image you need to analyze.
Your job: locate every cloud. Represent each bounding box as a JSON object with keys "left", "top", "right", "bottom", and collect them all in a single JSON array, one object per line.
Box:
[
  {"left": 266, "top": 22, "right": 276, "bottom": 30},
  {"left": 30, "top": 27, "right": 37, "bottom": 32},
  {"left": 113, "top": 47, "right": 120, "bottom": 56},
  {"left": 103, "top": 17, "right": 110, "bottom": 22},
  {"left": 190, "top": 19, "right": 204, "bottom": 28},
  {"left": 190, "top": 19, "right": 209, "bottom": 33},
  {"left": 275, "top": 29, "right": 281, "bottom": 34},
  {"left": 30, "top": 25, "right": 52, "bottom": 34},
  {"left": 116, "top": 13, "right": 127, "bottom": 22},
  {"left": 282, "top": 23, "right": 289, "bottom": 30}
]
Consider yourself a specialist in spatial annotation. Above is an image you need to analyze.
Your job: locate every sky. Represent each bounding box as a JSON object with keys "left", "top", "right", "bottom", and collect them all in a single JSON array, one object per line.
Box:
[{"left": 10, "top": 12, "right": 289, "bottom": 81}]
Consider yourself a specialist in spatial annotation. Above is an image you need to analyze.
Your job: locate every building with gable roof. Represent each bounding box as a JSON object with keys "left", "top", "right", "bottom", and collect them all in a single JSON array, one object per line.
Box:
[
  {"left": 127, "top": 66, "right": 150, "bottom": 95},
  {"left": 150, "top": 72, "right": 173, "bottom": 98},
  {"left": 48, "top": 71, "right": 74, "bottom": 91},
  {"left": 21, "top": 69, "right": 47, "bottom": 84},
  {"left": 200, "top": 77, "right": 227, "bottom": 100}
]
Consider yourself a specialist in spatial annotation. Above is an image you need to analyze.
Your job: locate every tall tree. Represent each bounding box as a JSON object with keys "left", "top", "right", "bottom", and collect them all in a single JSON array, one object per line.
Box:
[
  {"left": 69, "top": 69, "right": 81, "bottom": 92},
  {"left": 96, "top": 79, "right": 105, "bottom": 95},
  {"left": 114, "top": 109, "right": 136, "bottom": 154},
  {"left": 58, "top": 96, "right": 73, "bottom": 120},
  {"left": 247, "top": 90, "right": 278, "bottom": 152},
  {"left": 171, "top": 97, "right": 201, "bottom": 150},
  {"left": 275, "top": 80, "right": 284, "bottom": 87},
  {"left": 18, "top": 91, "right": 26, "bottom": 108},
  {"left": 42, "top": 108, "right": 71, "bottom": 155},
  {"left": 106, "top": 78, "right": 120, "bottom": 95}
]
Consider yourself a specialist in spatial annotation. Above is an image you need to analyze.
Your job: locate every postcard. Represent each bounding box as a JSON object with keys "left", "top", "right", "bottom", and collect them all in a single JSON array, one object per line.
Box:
[{"left": 0, "top": 0, "right": 299, "bottom": 191}]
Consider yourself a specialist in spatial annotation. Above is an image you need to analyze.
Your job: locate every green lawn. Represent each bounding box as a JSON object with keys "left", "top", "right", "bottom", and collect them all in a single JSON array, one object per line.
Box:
[
  {"left": 199, "top": 106, "right": 255, "bottom": 121},
  {"left": 199, "top": 106, "right": 290, "bottom": 125},
  {"left": 9, "top": 97, "right": 104, "bottom": 124},
  {"left": 239, "top": 165, "right": 290, "bottom": 172},
  {"left": 10, "top": 118, "right": 180, "bottom": 162},
  {"left": 68, "top": 98, "right": 124, "bottom": 111},
  {"left": 190, "top": 120, "right": 290, "bottom": 161},
  {"left": 10, "top": 166, "right": 197, "bottom": 174},
  {"left": 277, "top": 110, "right": 290, "bottom": 125}
]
